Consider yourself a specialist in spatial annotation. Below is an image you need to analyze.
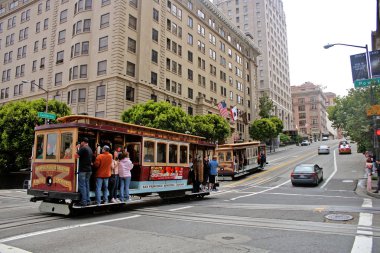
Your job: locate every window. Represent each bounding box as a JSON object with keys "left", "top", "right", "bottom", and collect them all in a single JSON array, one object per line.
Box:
[
  {"left": 129, "top": 0, "right": 138, "bottom": 8},
  {"left": 40, "top": 57, "right": 45, "bottom": 68},
  {"left": 83, "top": 19, "right": 91, "bottom": 32},
  {"left": 151, "top": 72, "right": 157, "bottom": 85},
  {"left": 128, "top": 15, "right": 137, "bottom": 30},
  {"left": 126, "top": 86, "right": 134, "bottom": 101},
  {"left": 46, "top": 0, "right": 51, "bottom": 11},
  {"left": 82, "top": 41, "right": 89, "bottom": 54},
  {"left": 128, "top": 38, "right": 136, "bottom": 53},
  {"left": 187, "top": 16, "right": 193, "bottom": 28},
  {"left": 96, "top": 85, "right": 105, "bottom": 100},
  {"left": 100, "top": 13, "right": 110, "bottom": 28},
  {"left": 188, "top": 88, "right": 193, "bottom": 99},
  {"left": 55, "top": 72, "right": 63, "bottom": 86},
  {"left": 188, "top": 106, "right": 193, "bottom": 115},
  {"left": 169, "top": 144, "right": 178, "bottom": 163},
  {"left": 58, "top": 30, "right": 66, "bottom": 44},
  {"left": 102, "top": 0, "right": 110, "bottom": 6},
  {"left": 45, "top": 133, "right": 57, "bottom": 159},
  {"left": 60, "top": 9, "right": 68, "bottom": 23},
  {"left": 157, "top": 143, "right": 167, "bottom": 163},
  {"left": 36, "top": 135, "right": 44, "bottom": 159},
  {"left": 127, "top": 61, "right": 135, "bottom": 77},
  {"left": 35, "top": 22, "right": 40, "bottom": 33},
  {"left": 44, "top": 18, "right": 49, "bottom": 29},
  {"left": 78, "top": 88, "right": 86, "bottom": 102},
  {"left": 152, "top": 29, "right": 158, "bottom": 42},
  {"left": 42, "top": 38, "right": 47, "bottom": 49},
  {"left": 56, "top": 51, "right": 64, "bottom": 64},
  {"left": 143, "top": 141, "right": 155, "bottom": 162},
  {"left": 188, "top": 69, "right": 193, "bottom": 81},
  {"left": 60, "top": 133, "right": 73, "bottom": 160},
  {"left": 187, "top": 33, "right": 193, "bottom": 45},
  {"left": 80, "top": 64, "right": 87, "bottom": 78},
  {"left": 71, "top": 89, "right": 77, "bottom": 103},
  {"left": 95, "top": 111, "right": 105, "bottom": 118},
  {"left": 151, "top": 50, "right": 158, "bottom": 63},
  {"left": 99, "top": 36, "right": 108, "bottom": 51},
  {"left": 153, "top": 8, "right": 159, "bottom": 22},
  {"left": 188, "top": 51, "right": 193, "bottom": 62},
  {"left": 97, "top": 60, "right": 107, "bottom": 75}
]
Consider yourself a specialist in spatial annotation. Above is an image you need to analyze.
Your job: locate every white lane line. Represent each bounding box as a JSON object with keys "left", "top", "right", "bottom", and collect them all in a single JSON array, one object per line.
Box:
[
  {"left": 168, "top": 206, "right": 193, "bottom": 211},
  {"left": 351, "top": 198, "right": 373, "bottom": 253},
  {"left": 268, "top": 155, "right": 294, "bottom": 162},
  {"left": 230, "top": 180, "right": 290, "bottom": 201},
  {"left": 321, "top": 149, "right": 337, "bottom": 188},
  {"left": 0, "top": 243, "right": 31, "bottom": 253},
  {"left": 0, "top": 215, "right": 141, "bottom": 243}
]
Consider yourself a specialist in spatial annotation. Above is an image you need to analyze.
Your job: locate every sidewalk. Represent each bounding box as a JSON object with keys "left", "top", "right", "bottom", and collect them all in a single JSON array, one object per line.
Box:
[
  {"left": 366, "top": 177, "right": 380, "bottom": 199},
  {"left": 266, "top": 144, "right": 296, "bottom": 154}
]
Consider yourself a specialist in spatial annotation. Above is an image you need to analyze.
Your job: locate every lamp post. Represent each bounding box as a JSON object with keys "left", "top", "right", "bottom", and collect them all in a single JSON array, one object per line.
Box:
[
  {"left": 324, "top": 43, "right": 378, "bottom": 158},
  {"left": 22, "top": 80, "right": 49, "bottom": 124}
]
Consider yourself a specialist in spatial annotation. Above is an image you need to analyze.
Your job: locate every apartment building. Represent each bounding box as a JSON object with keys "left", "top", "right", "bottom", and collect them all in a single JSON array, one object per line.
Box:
[
  {"left": 291, "top": 82, "right": 328, "bottom": 141},
  {"left": 214, "top": 0, "right": 293, "bottom": 131},
  {"left": 0, "top": 0, "right": 260, "bottom": 142}
]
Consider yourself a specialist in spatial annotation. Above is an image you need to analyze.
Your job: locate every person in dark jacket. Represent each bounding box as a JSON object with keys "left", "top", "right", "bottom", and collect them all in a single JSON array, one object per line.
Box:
[
  {"left": 260, "top": 152, "right": 266, "bottom": 168},
  {"left": 202, "top": 156, "right": 210, "bottom": 191},
  {"left": 75, "top": 137, "right": 93, "bottom": 206}
]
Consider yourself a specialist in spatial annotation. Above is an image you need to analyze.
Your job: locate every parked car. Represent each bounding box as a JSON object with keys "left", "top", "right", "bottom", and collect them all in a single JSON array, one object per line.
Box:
[
  {"left": 318, "top": 145, "right": 330, "bottom": 154},
  {"left": 339, "top": 142, "right": 352, "bottom": 154},
  {"left": 291, "top": 164, "right": 323, "bottom": 186},
  {"left": 301, "top": 140, "right": 311, "bottom": 146},
  {"left": 322, "top": 137, "right": 329, "bottom": 141}
]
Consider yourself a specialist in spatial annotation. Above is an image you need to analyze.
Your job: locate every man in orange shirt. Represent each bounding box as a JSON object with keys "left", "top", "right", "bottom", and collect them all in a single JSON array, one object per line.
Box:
[{"left": 93, "top": 145, "right": 112, "bottom": 205}]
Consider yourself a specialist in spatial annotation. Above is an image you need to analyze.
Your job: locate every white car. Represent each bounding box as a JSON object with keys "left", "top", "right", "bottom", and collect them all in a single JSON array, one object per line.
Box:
[
  {"left": 322, "top": 137, "right": 329, "bottom": 141},
  {"left": 301, "top": 140, "right": 310, "bottom": 146}
]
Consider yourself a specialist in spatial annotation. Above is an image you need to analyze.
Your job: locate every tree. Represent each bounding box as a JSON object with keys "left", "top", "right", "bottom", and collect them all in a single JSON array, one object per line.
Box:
[
  {"left": 121, "top": 101, "right": 194, "bottom": 133},
  {"left": 327, "top": 87, "right": 380, "bottom": 152},
  {"left": 258, "top": 94, "right": 274, "bottom": 118},
  {"left": 192, "top": 114, "right": 231, "bottom": 143},
  {"left": 0, "top": 99, "right": 71, "bottom": 174},
  {"left": 270, "top": 117, "right": 284, "bottom": 136},
  {"left": 279, "top": 133, "right": 291, "bottom": 144},
  {"left": 249, "top": 118, "right": 276, "bottom": 142}
]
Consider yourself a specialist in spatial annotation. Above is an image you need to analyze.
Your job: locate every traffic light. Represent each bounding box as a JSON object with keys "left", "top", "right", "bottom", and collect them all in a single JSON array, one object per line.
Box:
[{"left": 376, "top": 129, "right": 380, "bottom": 136}]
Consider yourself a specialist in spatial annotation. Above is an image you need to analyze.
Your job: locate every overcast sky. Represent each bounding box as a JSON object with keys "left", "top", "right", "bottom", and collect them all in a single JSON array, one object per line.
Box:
[{"left": 283, "top": 0, "right": 376, "bottom": 96}]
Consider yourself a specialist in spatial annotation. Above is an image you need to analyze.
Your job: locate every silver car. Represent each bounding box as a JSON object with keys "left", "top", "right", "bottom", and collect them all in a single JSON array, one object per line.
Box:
[
  {"left": 291, "top": 164, "right": 323, "bottom": 186},
  {"left": 318, "top": 145, "right": 330, "bottom": 154}
]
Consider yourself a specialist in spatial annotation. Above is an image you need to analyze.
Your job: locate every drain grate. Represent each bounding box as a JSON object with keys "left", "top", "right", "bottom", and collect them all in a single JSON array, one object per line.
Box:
[{"left": 325, "top": 214, "right": 353, "bottom": 221}]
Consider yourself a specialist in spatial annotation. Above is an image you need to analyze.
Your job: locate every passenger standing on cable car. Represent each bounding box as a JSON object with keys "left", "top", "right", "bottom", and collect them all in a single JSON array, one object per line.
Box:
[
  {"left": 93, "top": 145, "right": 112, "bottom": 205},
  {"left": 75, "top": 137, "right": 93, "bottom": 206},
  {"left": 209, "top": 156, "right": 219, "bottom": 191},
  {"left": 118, "top": 151, "right": 133, "bottom": 202}
]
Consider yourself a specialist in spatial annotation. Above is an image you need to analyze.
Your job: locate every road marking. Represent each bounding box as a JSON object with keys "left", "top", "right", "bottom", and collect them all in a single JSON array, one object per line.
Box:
[
  {"left": 0, "top": 215, "right": 141, "bottom": 243},
  {"left": 168, "top": 206, "right": 193, "bottom": 211},
  {"left": 230, "top": 180, "right": 290, "bottom": 201},
  {"left": 0, "top": 244, "right": 31, "bottom": 253},
  {"left": 321, "top": 149, "right": 337, "bottom": 188},
  {"left": 351, "top": 198, "right": 373, "bottom": 253}
]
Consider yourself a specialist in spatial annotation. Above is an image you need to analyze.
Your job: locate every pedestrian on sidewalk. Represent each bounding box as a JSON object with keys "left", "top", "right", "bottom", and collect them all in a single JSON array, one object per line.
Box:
[{"left": 374, "top": 160, "right": 380, "bottom": 193}]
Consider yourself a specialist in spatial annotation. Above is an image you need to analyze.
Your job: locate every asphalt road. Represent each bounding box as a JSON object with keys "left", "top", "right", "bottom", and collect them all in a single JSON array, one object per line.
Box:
[{"left": 0, "top": 139, "right": 379, "bottom": 253}]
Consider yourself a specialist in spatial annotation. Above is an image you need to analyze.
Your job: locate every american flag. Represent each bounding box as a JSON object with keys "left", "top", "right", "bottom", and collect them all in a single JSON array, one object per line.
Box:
[{"left": 217, "top": 101, "right": 229, "bottom": 118}]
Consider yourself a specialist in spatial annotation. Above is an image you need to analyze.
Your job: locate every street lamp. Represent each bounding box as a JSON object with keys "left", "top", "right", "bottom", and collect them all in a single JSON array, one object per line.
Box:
[
  {"left": 22, "top": 80, "right": 49, "bottom": 124},
  {"left": 324, "top": 42, "right": 378, "bottom": 157}
]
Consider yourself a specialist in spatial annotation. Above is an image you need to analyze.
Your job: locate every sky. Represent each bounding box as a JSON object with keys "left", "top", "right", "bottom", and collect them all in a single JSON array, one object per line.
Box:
[{"left": 282, "top": 0, "right": 377, "bottom": 96}]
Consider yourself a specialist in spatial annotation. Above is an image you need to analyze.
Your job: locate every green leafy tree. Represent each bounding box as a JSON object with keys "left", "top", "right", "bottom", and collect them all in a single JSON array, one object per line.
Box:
[
  {"left": 249, "top": 118, "right": 276, "bottom": 142},
  {"left": 258, "top": 94, "right": 274, "bottom": 118},
  {"left": 270, "top": 117, "right": 284, "bottom": 136},
  {"left": 0, "top": 99, "right": 71, "bottom": 173},
  {"left": 192, "top": 114, "right": 231, "bottom": 143},
  {"left": 279, "top": 133, "right": 291, "bottom": 144},
  {"left": 121, "top": 100, "right": 194, "bottom": 133},
  {"left": 328, "top": 87, "right": 380, "bottom": 152}
]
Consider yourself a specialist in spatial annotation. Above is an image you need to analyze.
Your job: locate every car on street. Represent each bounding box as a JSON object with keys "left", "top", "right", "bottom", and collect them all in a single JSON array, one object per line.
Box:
[
  {"left": 301, "top": 140, "right": 311, "bottom": 146},
  {"left": 338, "top": 142, "right": 351, "bottom": 154},
  {"left": 291, "top": 164, "right": 323, "bottom": 186},
  {"left": 322, "top": 136, "right": 329, "bottom": 141},
  {"left": 318, "top": 145, "right": 330, "bottom": 154}
]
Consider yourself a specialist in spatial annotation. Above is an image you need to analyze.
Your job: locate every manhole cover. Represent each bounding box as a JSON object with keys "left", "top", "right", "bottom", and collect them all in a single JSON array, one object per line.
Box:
[{"left": 325, "top": 214, "right": 353, "bottom": 221}]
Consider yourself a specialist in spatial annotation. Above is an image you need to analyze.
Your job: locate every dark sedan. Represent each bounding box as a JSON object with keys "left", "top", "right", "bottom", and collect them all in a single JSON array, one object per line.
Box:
[{"left": 291, "top": 164, "right": 323, "bottom": 186}]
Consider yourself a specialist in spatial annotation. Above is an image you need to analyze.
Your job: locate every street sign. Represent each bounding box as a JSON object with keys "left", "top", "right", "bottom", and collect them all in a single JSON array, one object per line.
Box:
[
  {"left": 354, "top": 77, "right": 380, "bottom": 88},
  {"left": 37, "top": 112, "right": 56, "bottom": 120}
]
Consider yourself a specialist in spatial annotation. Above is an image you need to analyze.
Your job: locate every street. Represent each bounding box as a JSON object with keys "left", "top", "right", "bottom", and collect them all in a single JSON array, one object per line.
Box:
[{"left": 0, "top": 140, "right": 379, "bottom": 253}]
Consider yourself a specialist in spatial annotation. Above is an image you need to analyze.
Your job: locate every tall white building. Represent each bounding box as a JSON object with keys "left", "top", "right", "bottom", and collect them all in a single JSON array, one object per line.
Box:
[{"left": 214, "top": 0, "right": 293, "bottom": 130}]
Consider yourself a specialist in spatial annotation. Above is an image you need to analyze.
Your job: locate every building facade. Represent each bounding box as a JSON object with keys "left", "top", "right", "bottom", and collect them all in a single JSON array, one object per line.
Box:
[
  {"left": 214, "top": 0, "right": 293, "bottom": 130},
  {"left": 0, "top": 0, "right": 261, "bottom": 142},
  {"left": 291, "top": 82, "right": 328, "bottom": 141}
]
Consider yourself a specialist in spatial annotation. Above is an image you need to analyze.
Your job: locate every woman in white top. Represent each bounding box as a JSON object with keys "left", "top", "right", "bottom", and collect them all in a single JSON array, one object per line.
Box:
[{"left": 118, "top": 151, "right": 133, "bottom": 202}]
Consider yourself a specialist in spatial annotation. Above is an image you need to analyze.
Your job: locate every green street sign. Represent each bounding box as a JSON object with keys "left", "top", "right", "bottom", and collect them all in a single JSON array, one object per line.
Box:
[
  {"left": 354, "top": 77, "right": 380, "bottom": 88},
  {"left": 38, "top": 112, "right": 56, "bottom": 120}
]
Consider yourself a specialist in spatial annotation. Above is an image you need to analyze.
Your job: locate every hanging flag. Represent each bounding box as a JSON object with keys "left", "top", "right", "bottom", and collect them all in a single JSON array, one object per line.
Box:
[
  {"left": 217, "top": 101, "right": 229, "bottom": 118},
  {"left": 230, "top": 106, "right": 238, "bottom": 122}
]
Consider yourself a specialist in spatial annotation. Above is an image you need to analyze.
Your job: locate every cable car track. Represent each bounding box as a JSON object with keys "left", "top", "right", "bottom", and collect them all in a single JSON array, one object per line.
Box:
[{"left": 0, "top": 214, "right": 66, "bottom": 231}]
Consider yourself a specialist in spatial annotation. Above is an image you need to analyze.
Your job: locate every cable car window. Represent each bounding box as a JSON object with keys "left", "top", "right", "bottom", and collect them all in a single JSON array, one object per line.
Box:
[
  {"left": 126, "top": 143, "right": 140, "bottom": 163},
  {"left": 157, "top": 142, "right": 167, "bottom": 163},
  {"left": 218, "top": 152, "right": 225, "bottom": 162},
  {"left": 60, "top": 132, "right": 73, "bottom": 159},
  {"left": 169, "top": 144, "right": 178, "bottom": 163},
  {"left": 143, "top": 141, "right": 155, "bottom": 162},
  {"left": 46, "top": 133, "right": 57, "bottom": 159},
  {"left": 226, "top": 151, "right": 232, "bottom": 161},
  {"left": 36, "top": 134, "right": 44, "bottom": 159},
  {"left": 180, "top": 145, "right": 188, "bottom": 163}
]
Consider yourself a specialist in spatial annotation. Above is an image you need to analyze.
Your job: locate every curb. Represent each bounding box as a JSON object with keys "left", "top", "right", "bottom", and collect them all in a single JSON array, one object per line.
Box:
[{"left": 366, "top": 178, "right": 380, "bottom": 198}]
